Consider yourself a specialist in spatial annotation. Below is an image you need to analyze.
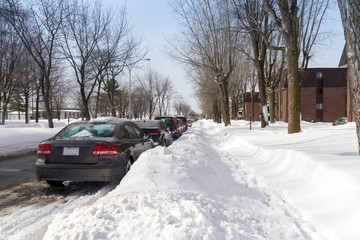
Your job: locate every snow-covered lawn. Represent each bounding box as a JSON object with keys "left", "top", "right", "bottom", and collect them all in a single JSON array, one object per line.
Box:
[{"left": 1, "top": 119, "right": 359, "bottom": 239}]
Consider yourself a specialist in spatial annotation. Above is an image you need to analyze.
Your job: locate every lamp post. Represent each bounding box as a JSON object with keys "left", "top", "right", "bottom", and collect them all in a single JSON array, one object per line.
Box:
[{"left": 128, "top": 58, "right": 150, "bottom": 120}]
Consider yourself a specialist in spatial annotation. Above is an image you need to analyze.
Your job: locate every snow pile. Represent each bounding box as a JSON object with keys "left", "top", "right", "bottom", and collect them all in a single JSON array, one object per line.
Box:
[
  {"left": 1, "top": 119, "right": 360, "bottom": 239},
  {"left": 0, "top": 120, "right": 69, "bottom": 158}
]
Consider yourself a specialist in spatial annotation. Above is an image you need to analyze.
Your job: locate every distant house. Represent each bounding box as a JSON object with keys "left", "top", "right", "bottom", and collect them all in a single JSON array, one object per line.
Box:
[
  {"left": 276, "top": 67, "right": 347, "bottom": 122},
  {"left": 31, "top": 107, "right": 82, "bottom": 120}
]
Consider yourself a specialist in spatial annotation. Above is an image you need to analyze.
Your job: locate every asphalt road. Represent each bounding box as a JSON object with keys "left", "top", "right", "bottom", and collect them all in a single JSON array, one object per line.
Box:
[
  {"left": 0, "top": 153, "right": 37, "bottom": 191},
  {"left": 0, "top": 153, "right": 114, "bottom": 217}
]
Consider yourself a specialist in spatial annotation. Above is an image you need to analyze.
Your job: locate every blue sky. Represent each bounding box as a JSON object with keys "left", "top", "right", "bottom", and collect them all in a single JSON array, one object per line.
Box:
[{"left": 105, "top": 0, "right": 345, "bottom": 114}]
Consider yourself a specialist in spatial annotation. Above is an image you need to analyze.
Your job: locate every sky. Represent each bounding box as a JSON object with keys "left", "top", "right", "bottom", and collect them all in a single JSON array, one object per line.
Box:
[
  {"left": 1, "top": 119, "right": 360, "bottom": 239},
  {"left": 104, "top": 0, "right": 345, "bottom": 114}
]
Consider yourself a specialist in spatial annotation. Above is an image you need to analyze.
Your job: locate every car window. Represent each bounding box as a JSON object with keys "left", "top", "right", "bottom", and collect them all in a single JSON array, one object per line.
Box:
[
  {"left": 157, "top": 118, "right": 173, "bottom": 127},
  {"left": 56, "top": 122, "right": 117, "bottom": 138},
  {"left": 124, "top": 124, "right": 138, "bottom": 139},
  {"left": 56, "top": 123, "right": 87, "bottom": 137},
  {"left": 117, "top": 127, "right": 126, "bottom": 139},
  {"left": 132, "top": 124, "right": 145, "bottom": 139},
  {"left": 88, "top": 123, "right": 116, "bottom": 137}
]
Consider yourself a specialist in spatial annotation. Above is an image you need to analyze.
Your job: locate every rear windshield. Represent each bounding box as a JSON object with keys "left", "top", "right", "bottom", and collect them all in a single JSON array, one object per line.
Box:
[
  {"left": 56, "top": 122, "right": 117, "bottom": 138},
  {"left": 156, "top": 117, "right": 173, "bottom": 126},
  {"left": 135, "top": 121, "right": 159, "bottom": 128}
]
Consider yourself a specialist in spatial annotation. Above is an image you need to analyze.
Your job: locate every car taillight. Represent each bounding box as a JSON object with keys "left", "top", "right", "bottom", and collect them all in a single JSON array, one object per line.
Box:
[
  {"left": 37, "top": 144, "right": 52, "bottom": 155},
  {"left": 148, "top": 130, "right": 162, "bottom": 135},
  {"left": 92, "top": 145, "right": 118, "bottom": 156}
]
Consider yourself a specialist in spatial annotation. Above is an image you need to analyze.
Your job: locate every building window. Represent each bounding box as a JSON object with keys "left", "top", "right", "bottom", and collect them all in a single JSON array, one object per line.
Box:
[
  {"left": 316, "top": 72, "right": 323, "bottom": 79},
  {"left": 316, "top": 103, "right": 323, "bottom": 110},
  {"left": 318, "top": 88, "right": 323, "bottom": 94}
]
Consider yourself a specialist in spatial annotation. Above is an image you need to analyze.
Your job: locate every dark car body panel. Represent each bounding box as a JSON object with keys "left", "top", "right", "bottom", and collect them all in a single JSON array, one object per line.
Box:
[{"left": 35, "top": 119, "right": 153, "bottom": 183}]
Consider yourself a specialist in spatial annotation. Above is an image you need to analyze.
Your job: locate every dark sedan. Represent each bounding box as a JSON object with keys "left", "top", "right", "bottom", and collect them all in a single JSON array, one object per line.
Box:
[
  {"left": 134, "top": 120, "right": 173, "bottom": 147},
  {"left": 35, "top": 118, "right": 153, "bottom": 187}
]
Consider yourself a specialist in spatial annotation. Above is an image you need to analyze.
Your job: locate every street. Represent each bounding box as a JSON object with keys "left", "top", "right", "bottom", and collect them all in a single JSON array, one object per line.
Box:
[
  {"left": 0, "top": 153, "right": 113, "bottom": 217},
  {"left": 0, "top": 153, "right": 37, "bottom": 191}
]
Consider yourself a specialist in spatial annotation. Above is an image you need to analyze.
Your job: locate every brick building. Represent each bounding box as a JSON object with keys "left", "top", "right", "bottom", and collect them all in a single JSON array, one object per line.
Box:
[
  {"left": 240, "top": 92, "right": 261, "bottom": 121},
  {"left": 276, "top": 67, "right": 348, "bottom": 122}
]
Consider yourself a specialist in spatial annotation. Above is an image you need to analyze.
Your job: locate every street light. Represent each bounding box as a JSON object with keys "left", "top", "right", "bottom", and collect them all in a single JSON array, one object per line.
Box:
[{"left": 128, "top": 58, "right": 150, "bottom": 120}]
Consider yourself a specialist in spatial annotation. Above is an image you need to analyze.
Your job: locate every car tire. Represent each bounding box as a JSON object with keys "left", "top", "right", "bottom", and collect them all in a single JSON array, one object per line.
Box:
[{"left": 46, "top": 180, "right": 64, "bottom": 187}]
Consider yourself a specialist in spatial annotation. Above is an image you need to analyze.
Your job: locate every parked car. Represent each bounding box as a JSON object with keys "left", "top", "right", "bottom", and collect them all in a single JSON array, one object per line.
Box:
[
  {"left": 154, "top": 116, "right": 182, "bottom": 139},
  {"left": 176, "top": 115, "right": 188, "bottom": 131},
  {"left": 332, "top": 117, "right": 347, "bottom": 126},
  {"left": 35, "top": 117, "right": 153, "bottom": 187},
  {"left": 134, "top": 120, "right": 173, "bottom": 147}
]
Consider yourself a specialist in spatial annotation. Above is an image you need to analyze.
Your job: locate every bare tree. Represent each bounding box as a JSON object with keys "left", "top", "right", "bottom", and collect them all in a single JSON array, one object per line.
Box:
[
  {"left": 263, "top": 0, "right": 329, "bottom": 133},
  {"left": 131, "top": 85, "right": 147, "bottom": 119},
  {"left": 61, "top": 0, "right": 112, "bottom": 120},
  {"left": 168, "top": 0, "right": 241, "bottom": 126},
  {"left": 191, "top": 65, "right": 222, "bottom": 122},
  {"left": 16, "top": 47, "right": 37, "bottom": 124},
  {"left": 229, "top": 56, "right": 250, "bottom": 120},
  {"left": 0, "top": 17, "right": 19, "bottom": 125},
  {"left": 264, "top": 34, "right": 286, "bottom": 123},
  {"left": 173, "top": 95, "right": 192, "bottom": 116},
  {"left": 233, "top": 0, "right": 273, "bottom": 127},
  {"left": 3, "top": 0, "right": 65, "bottom": 128},
  {"left": 137, "top": 68, "right": 158, "bottom": 119},
  {"left": 52, "top": 78, "right": 70, "bottom": 121},
  {"left": 338, "top": 0, "right": 360, "bottom": 154},
  {"left": 155, "top": 74, "right": 173, "bottom": 116},
  {"left": 92, "top": 6, "right": 142, "bottom": 119}
]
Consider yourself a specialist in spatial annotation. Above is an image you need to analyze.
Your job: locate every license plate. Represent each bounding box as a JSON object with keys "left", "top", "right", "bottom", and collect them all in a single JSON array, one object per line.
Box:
[{"left": 63, "top": 147, "right": 79, "bottom": 156}]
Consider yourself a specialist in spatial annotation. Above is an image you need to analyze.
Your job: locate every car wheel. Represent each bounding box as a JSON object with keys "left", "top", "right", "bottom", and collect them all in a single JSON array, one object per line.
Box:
[
  {"left": 126, "top": 159, "right": 132, "bottom": 173},
  {"left": 46, "top": 180, "right": 64, "bottom": 187}
]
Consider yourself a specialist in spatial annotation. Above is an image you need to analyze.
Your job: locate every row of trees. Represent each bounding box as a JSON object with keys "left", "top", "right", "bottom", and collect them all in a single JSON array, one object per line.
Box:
[
  {"left": 0, "top": 0, "right": 195, "bottom": 127},
  {"left": 168, "top": 0, "right": 329, "bottom": 133},
  {"left": 169, "top": 0, "right": 360, "bottom": 154}
]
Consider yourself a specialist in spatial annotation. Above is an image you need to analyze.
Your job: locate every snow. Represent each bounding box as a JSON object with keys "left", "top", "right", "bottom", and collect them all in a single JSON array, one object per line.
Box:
[{"left": 1, "top": 119, "right": 360, "bottom": 239}]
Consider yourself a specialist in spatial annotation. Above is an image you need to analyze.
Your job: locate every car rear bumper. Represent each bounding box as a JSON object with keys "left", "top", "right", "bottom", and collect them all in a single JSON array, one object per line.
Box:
[{"left": 35, "top": 163, "right": 124, "bottom": 182}]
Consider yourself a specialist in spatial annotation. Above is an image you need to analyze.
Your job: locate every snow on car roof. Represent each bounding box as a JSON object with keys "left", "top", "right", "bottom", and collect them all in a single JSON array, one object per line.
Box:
[{"left": 89, "top": 117, "right": 127, "bottom": 123}]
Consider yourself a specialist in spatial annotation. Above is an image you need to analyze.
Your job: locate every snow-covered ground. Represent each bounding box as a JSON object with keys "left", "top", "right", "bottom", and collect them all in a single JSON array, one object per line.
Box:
[{"left": 0, "top": 119, "right": 359, "bottom": 239}]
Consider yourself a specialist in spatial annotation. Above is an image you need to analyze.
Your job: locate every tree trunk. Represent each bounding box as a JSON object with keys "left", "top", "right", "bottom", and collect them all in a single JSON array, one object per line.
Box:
[
  {"left": 94, "top": 81, "right": 102, "bottom": 118},
  {"left": 35, "top": 85, "right": 40, "bottom": 123},
  {"left": 80, "top": 87, "right": 91, "bottom": 120},
  {"left": 286, "top": 46, "right": 301, "bottom": 133},
  {"left": 219, "top": 80, "right": 231, "bottom": 126},
  {"left": 338, "top": 0, "right": 360, "bottom": 154},
  {"left": 25, "top": 91, "right": 29, "bottom": 124},
  {"left": 257, "top": 67, "right": 268, "bottom": 127},
  {"left": 41, "top": 75, "right": 54, "bottom": 128},
  {"left": 251, "top": 91, "right": 255, "bottom": 122},
  {"left": 1, "top": 104, "right": 7, "bottom": 125},
  {"left": 268, "top": 87, "right": 275, "bottom": 123}
]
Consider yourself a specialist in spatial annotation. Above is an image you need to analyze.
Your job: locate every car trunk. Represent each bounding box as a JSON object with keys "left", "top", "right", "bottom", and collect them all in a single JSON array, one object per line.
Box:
[
  {"left": 45, "top": 139, "right": 109, "bottom": 164},
  {"left": 141, "top": 128, "right": 162, "bottom": 142}
]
